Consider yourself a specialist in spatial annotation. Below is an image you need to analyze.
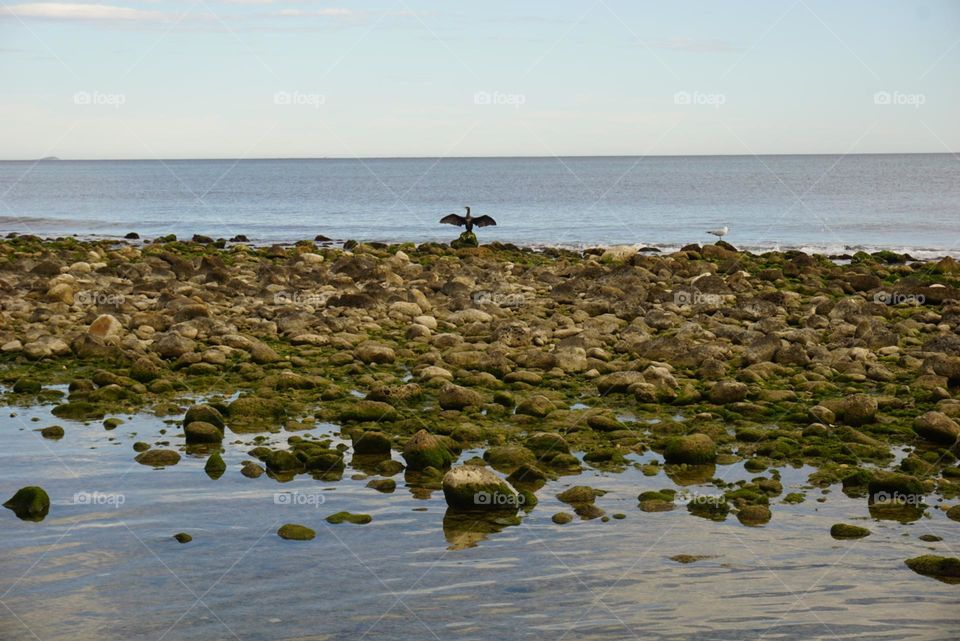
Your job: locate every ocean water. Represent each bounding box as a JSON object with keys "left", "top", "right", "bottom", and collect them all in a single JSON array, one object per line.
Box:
[{"left": 1, "top": 154, "right": 959, "bottom": 256}]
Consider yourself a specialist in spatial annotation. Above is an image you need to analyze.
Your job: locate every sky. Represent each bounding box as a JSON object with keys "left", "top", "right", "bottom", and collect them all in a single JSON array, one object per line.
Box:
[{"left": 0, "top": 0, "right": 958, "bottom": 159}]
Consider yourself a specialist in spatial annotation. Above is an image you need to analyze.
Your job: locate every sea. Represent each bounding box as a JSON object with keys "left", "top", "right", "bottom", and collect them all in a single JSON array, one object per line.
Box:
[{"left": 1, "top": 153, "right": 959, "bottom": 257}]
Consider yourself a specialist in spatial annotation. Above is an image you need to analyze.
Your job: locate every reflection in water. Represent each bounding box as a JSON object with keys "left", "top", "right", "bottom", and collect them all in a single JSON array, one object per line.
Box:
[{"left": 0, "top": 400, "right": 956, "bottom": 641}]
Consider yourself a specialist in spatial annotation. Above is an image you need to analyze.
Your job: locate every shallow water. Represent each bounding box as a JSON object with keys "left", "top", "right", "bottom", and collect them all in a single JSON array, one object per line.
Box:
[
  {"left": 1, "top": 396, "right": 957, "bottom": 641},
  {"left": 2, "top": 154, "right": 960, "bottom": 258}
]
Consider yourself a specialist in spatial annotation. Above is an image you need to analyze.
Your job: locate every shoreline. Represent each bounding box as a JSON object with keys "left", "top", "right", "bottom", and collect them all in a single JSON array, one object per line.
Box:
[{"left": 3, "top": 229, "right": 960, "bottom": 262}]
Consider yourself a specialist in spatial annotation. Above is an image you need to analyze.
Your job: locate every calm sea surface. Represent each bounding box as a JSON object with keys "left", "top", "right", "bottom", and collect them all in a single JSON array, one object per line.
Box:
[{"left": 1, "top": 154, "right": 958, "bottom": 255}]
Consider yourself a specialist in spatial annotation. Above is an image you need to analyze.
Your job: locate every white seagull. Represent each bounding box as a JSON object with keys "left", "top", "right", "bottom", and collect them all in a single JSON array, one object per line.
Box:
[{"left": 706, "top": 226, "right": 728, "bottom": 240}]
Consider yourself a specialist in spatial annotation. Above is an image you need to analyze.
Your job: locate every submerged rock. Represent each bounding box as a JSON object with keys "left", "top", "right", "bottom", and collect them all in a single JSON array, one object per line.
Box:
[
  {"left": 904, "top": 555, "right": 960, "bottom": 583},
  {"left": 326, "top": 511, "right": 372, "bottom": 525},
  {"left": 278, "top": 523, "right": 316, "bottom": 540},
  {"left": 135, "top": 449, "right": 181, "bottom": 467},
  {"left": 663, "top": 434, "right": 717, "bottom": 465},
  {"left": 830, "top": 523, "right": 870, "bottom": 539},
  {"left": 3, "top": 486, "right": 50, "bottom": 521}
]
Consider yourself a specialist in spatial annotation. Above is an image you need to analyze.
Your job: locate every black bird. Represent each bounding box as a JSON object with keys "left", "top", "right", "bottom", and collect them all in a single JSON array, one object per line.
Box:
[{"left": 439, "top": 206, "right": 497, "bottom": 233}]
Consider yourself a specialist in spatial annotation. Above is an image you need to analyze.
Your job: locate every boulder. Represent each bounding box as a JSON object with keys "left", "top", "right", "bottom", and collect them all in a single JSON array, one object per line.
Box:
[
  {"left": 402, "top": 429, "right": 454, "bottom": 470},
  {"left": 442, "top": 465, "right": 520, "bottom": 511},
  {"left": 3, "top": 486, "right": 50, "bottom": 521},
  {"left": 663, "top": 434, "right": 717, "bottom": 464},
  {"left": 913, "top": 411, "right": 960, "bottom": 445},
  {"left": 438, "top": 384, "right": 483, "bottom": 410},
  {"left": 185, "top": 421, "right": 223, "bottom": 444}
]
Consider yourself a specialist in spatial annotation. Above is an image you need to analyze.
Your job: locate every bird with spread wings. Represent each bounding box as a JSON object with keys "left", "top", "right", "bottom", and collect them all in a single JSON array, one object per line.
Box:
[{"left": 439, "top": 206, "right": 497, "bottom": 233}]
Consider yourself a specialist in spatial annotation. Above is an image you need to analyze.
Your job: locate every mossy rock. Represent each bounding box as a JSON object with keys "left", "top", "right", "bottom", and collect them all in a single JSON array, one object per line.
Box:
[
  {"left": 366, "top": 478, "right": 396, "bottom": 493},
  {"left": 227, "top": 396, "right": 286, "bottom": 430},
  {"left": 946, "top": 505, "right": 960, "bottom": 522},
  {"left": 173, "top": 532, "right": 192, "bottom": 544},
  {"left": 185, "top": 421, "right": 224, "bottom": 444},
  {"left": 552, "top": 512, "right": 574, "bottom": 524},
  {"left": 278, "top": 523, "right": 316, "bottom": 540},
  {"left": 867, "top": 472, "right": 924, "bottom": 500},
  {"left": 3, "top": 486, "right": 50, "bottom": 521},
  {"left": 587, "top": 414, "right": 626, "bottom": 432},
  {"left": 830, "top": 523, "right": 870, "bottom": 539},
  {"left": 402, "top": 429, "right": 454, "bottom": 470},
  {"left": 442, "top": 465, "right": 520, "bottom": 512},
  {"left": 352, "top": 430, "right": 392, "bottom": 455},
  {"left": 339, "top": 400, "right": 398, "bottom": 423},
  {"left": 450, "top": 231, "right": 478, "bottom": 248},
  {"left": 663, "top": 433, "right": 717, "bottom": 464},
  {"left": 204, "top": 452, "right": 227, "bottom": 479},
  {"left": 483, "top": 445, "right": 535, "bottom": 472},
  {"left": 39, "top": 425, "right": 64, "bottom": 440},
  {"left": 326, "top": 511, "right": 372, "bottom": 525},
  {"left": 103, "top": 417, "right": 123, "bottom": 430},
  {"left": 135, "top": 449, "right": 181, "bottom": 467},
  {"left": 783, "top": 492, "right": 805, "bottom": 504},
  {"left": 525, "top": 432, "right": 570, "bottom": 457},
  {"left": 904, "top": 555, "right": 960, "bottom": 583},
  {"left": 12, "top": 379, "right": 42, "bottom": 394},
  {"left": 515, "top": 395, "right": 556, "bottom": 418},
  {"left": 377, "top": 459, "right": 405, "bottom": 476},
  {"left": 51, "top": 402, "right": 104, "bottom": 420},
  {"left": 687, "top": 495, "right": 729, "bottom": 521},
  {"left": 557, "top": 485, "right": 604, "bottom": 505},
  {"left": 184, "top": 404, "right": 225, "bottom": 430}
]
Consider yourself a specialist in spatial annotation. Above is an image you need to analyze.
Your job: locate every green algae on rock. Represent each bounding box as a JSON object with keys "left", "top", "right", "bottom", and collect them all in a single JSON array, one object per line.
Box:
[
  {"left": 3, "top": 486, "right": 50, "bottom": 521},
  {"left": 204, "top": 451, "right": 227, "bottom": 479},
  {"left": 277, "top": 523, "right": 316, "bottom": 540},
  {"left": 135, "top": 449, "right": 181, "bottom": 467},
  {"left": 663, "top": 433, "right": 717, "bottom": 465},
  {"left": 904, "top": 555, "right": 960, "bottom": 583},
  {"left": 830, "top": 523, "right": 871, "bottom": 539},
  {"left": 442, "top": 465, "right": 520, "bottom": 512},
  {"left": 326, "top": 511, "right": 372, "bottom": 525},
  {"left": 173, "top": 532, "right": 193, "bottom": 544}
]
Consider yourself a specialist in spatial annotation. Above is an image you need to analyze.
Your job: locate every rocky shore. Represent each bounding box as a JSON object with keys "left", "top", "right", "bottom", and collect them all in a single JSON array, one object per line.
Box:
[{"left": 2, "top": 234, "right": 960, "bottom": 572}]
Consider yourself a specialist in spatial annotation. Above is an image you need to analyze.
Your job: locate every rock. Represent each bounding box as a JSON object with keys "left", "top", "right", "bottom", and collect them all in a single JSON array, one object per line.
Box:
[
  {"left": 552, "top": 512, "right": 574, "bottom": 524},
  {"left": 326, "top": 511, "right": 372, "bottom": 524},
  {"left": 204, "top": 452, "right": 227, "bottom": 478},
  {"left": 185, "top": 421, "right": 223, "bottom": 444},
  {"left": 515, "top": 394, "right": 556, "bottom": 418},
  {"left": 13, "top": 379, "right": 41, "bottom": 394},
  {"left": 377, "top": 459, "right": 405, "bottom": 476},
  {"left": 438, "top": 384, "right": 483, "bottom": 410},
  {"left": 913, "top": 411, "right": 960, "bottom": 445},
  {"left": 3, "top": 486, "right": 50, "bottom": 521},
  {"left": 339, "top": 400, "right": 397, "bottom": 423},
  {"left": 904, "top": 555, "right": 960, "bottom": 582},
  {"left": 152, "top": 332, "right": 196, "bottom": 359},
  {"left": 241, "top": 461, "right": 264, "bottom": 478},
  {"left": 809, "top": 405, "right": 836, "bottom": 424},
  {"left": 830, "top": 523, "right": 870, "bottom": 539},
  {"left": 173, "top": 532, "right": 192, "bottom": 543},
  {"left": 46, "top": 282, "right": 74, "bottom": 304},
  {"left": 419, "top": 365, "right": 453, "bottom": 381},
  {"left": 737, "top": 505, "right": 771, "bottom": 526},
  {"left": 135, "top": 449, "right": 181, "bottom": 467},
  {"left": 356, "top": 342, "right": 396, "bottom": 364},
  {"left": 278, "top": 523, "right": 316, "bottom": 540},
  {"left": 366, "top": 478, "right": 396, "bottom": 493},
  {"left": 1, "top": 340, "right": 23, "bottom": 353},
  {"left": 442, "top": 465, "right": 520, "bottom": 511},
  {"left": 184, "top": 404, "right": 225, "bottom": 430},
  {"left": 596, "top": 371, "right": 645, "bottom": 394},
  {"left": 88, "top": 314, "right": 123, "bottom": 340},
  {"left": 39, "top": 425, "right": 64, "bottom": 439},
  {"left": 663, "top": 434, "right": 717, "bottom": 464},
  {"left": 451, "top": 231, "right": 478, "bottom": 248},
  {"left": 832, "top": 394, "right": 878, "bottom": 426},
  {"left": 248, "top": 341, "right": 281, "bottom": 364},
  {"left": 557, "top": 486, "right": 604, "bottom": 505},
  {"left": 352, "top": 430, "right": 392, "bottom": 455},
  {"left": 524, "top": 432, "right": 570, "bottom": 457},
  {"left": 483, "top": 446, "right": 535, "bottom": 471},
  {"left": 402, "top": 429, "right": 454, "bottom": 470},
  {"left": 709, "top": 381, "right": 748, "bottom": 404},
  {"left": 227, "top": 396, "right": 286, "bottom": 428}
]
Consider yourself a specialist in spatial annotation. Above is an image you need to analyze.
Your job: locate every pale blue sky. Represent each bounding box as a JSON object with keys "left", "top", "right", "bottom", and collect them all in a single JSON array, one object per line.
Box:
[{"left": 1, "top": 0, "right": 957, "bottom": 159}]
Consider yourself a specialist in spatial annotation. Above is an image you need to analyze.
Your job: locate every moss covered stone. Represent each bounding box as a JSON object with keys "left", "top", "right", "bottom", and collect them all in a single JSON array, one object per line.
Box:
[
  {"left": 830, "top": 523, "right": 871, "bottom": 539},
  {"left": 173, "top": 532, "right": 192, "bottom": 543},
  {"left": 664, "top": 433, "right": 717, "bottom": 464},
  {"left": 185, "top": 421, "right": 223, "bottom": 444},
  {"left": 402, "top": 429, "right": 454, "bottom": 470},
  {"left": 3, "top": 486, "right": 50, "bottom": 521},
  {"left": 552, "top": 512, "right": 573, "bottom": 524},
  {"left": 184, "top": 404, "right": 226, "bottom": 430},
  {"left": 204, "top": 452, "right": 227, "bottom": 478},
  {"left": 339, "top": 400, "right": 398, "bottom": 423},
  {"left": 904, "top": 555, "right": 960, "bottom": 583},
  {"left": 278, "top": 523, "right": 316, "bottom": 540},
  {"left": 135, "top": 449, "right": 181, "bottom": 467},
  {"left": 326, "top": 511, "right": 372, "bottom": 525},
  {"left": 442, "top": 465, "right": 520, "bottom": 511}
]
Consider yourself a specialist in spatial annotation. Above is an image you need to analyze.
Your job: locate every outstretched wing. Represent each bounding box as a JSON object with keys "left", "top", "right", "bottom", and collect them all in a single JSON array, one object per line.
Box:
[
  {"left": 472, "top": 215, "right": 497, "bottom": 228},
  {"left": 440, "top": 214, "right": 467, "bottom": 227}
]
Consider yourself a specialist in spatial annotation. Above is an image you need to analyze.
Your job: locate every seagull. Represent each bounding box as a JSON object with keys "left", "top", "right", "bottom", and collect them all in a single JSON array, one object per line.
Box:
[
  {"left": 706, "top": 226, "right": 728, "bottom": 240},
  {"left": 439, "top": 206, "right": 497, "bottom": 233}
]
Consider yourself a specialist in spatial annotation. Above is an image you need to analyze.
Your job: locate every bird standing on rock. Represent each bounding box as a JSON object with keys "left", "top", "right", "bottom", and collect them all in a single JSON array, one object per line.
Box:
[
  {"left": 440, "top": 207, "right": 497, "bottom": 233},
  {"left": 706, "top": 226, "right": 728, "bottom": 241}
]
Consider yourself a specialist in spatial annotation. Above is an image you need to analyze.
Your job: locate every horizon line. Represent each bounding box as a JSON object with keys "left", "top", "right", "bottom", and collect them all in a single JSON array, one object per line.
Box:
[{"left": 4, "top": 151, "right": 958, "bottom": 162}]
